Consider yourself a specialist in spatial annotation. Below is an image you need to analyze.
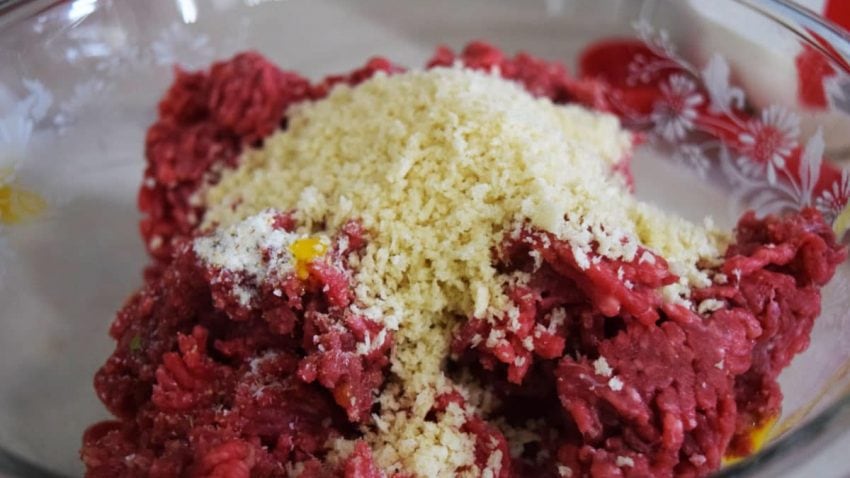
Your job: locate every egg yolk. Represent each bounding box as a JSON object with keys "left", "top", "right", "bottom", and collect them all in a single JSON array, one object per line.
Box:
[
  {"left": 723, "top": 417, "right": 777, "bottom": 466},
  {"left": 0, "top": 171, "right": 46, "bottom": 225},
  {"left": 289, "top": 236, "right": 329, "bottom": 279}
]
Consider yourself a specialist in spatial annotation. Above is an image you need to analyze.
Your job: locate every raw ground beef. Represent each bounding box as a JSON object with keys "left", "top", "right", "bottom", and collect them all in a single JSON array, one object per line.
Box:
[
  {"left": 85, "top": 43, "right": 847, "bottom": 477},
  {"left": 139, "top": 52, "right": 311, "bottom": 269},
  {"left": 696, "top": 208, "right": 847, "bottom": 456},
  {"left": 451, "top": 209, "right": 844, "bottom": 477},
  {"left": 138, "top": 43, "right": 630, "bottom": 270},
  {"left": 139, "top": 53, "right": 400, "bottom": 272},
  {"left": 82, "top": 218, "right": 394, "bottom": 477}
]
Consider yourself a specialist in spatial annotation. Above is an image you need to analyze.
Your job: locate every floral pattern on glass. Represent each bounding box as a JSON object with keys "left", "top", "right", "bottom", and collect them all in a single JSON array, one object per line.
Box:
[{"left": 593, "top": 19, "right": 850, "bottom": 240}]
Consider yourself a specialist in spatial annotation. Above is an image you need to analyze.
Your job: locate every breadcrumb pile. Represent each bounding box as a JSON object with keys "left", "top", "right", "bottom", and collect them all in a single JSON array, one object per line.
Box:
[{"left": 201, "top": 67, "right": 725, "bottom": 475}]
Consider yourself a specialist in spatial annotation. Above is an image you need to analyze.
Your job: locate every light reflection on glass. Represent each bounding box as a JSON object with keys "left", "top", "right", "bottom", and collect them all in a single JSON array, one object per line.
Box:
[
  {"left": 176, "top": 0, "right": 198, "bottom": 24},
  {"left": 68, "top": 0, "right": 97, "bottom": 22}
]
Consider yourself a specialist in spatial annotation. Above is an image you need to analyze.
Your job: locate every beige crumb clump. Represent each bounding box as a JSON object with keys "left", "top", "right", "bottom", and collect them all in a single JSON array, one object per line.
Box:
[{"left": 201, "top": 66, "right": 726, "bottom": 476}]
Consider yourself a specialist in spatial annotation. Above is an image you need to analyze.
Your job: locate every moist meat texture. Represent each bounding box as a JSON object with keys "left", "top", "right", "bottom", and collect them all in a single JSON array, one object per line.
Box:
[{"left": 82, "top": 43, "right": 847, "bottom": 478}]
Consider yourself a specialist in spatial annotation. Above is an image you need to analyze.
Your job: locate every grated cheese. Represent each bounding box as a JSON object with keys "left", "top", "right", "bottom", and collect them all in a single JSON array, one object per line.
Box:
[
  {"left": 593, "top": 357, "right": 613, "bottom": 377},
  {"left": 200, "top": 66, "right": 727, "bottom": 476},
  {"left": 193, "top": 209, "right": 329, "bottom": 305},
  {"left": 608, "top": 376, "right": 624, "bottom": 392}
]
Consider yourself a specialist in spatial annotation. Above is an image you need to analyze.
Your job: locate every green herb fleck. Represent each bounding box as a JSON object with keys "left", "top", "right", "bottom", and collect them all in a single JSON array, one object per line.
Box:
[{"left": 129, "top": 335, "right": 143, "bottom": 353}]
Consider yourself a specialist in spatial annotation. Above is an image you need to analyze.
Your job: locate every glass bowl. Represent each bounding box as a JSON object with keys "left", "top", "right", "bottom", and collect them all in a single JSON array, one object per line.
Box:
[{"left": 1, "top": 0, "right": 849, "bottom": 476}]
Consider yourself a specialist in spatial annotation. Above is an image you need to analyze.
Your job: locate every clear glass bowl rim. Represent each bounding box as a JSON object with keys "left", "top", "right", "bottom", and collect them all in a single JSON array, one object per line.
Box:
[{"left": 0, "top": 0, "right": 849, "bottom": 476}]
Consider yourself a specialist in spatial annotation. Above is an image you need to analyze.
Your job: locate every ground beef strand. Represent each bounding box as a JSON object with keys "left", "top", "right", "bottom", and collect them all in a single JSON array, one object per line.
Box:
[
  {"left": 88, "top": 43, "right": 846, "bottom": 478},
  {"left": 82, "top": 221, "right": 393, "bottom": 477},
  {"left": 451, "top": 208, "right": 844, "bottom": 478},
  {"left": 140, "top": 53, "right": 310, "bottom": 265}
]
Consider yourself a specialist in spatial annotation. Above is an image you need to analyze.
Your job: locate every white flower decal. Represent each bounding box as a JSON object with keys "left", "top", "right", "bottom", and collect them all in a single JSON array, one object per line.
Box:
[
  {"left": 633, "top": 19, "right": 681, "bottom": 64},
  {"left": 701, "top": 54, "right": 745, "bottom": 114},
  {"left": 53, "top": 79, "right": 109, "bottom": 133},
  {"left": 737, "top": 105, "right": 800, "bottom": 185},
  {"left": 675, "top": 144, "right": 712, "bottom": 179},
  {"left": 0, "top": 79, "right": 53, "bottom": 164},
  {"left": 798, "top": 128, "right": 824, "bottom": 206},
  {"left": 651, "top": 74, "right": 703, "bottom": 142},
  {"left": 151, "top": 23, "right": 214, "bottom": 69},
  {"left": 825, "top": 71, "right": 850, "bottom": 115},
  {"left": 628, "top": 21, "right": 847, "bottom": 225},
  {"left": 817, "top": 169, "right": 850, "bottom": 223}
]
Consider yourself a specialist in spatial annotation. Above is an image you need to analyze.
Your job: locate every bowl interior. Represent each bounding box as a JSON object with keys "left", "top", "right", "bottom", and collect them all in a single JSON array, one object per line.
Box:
[{"left": 0, "top": 0, "right": 848, "bottom": 476}]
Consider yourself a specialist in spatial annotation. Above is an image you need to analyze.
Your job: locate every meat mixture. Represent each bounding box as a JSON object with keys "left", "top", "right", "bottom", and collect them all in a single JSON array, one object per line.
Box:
[{"left": 81, "top": 43, "right": 847, "bottom": 478}]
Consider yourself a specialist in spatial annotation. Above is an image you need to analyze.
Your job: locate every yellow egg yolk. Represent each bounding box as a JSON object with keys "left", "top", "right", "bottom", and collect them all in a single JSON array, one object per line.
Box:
[
  {"left": 723, "top": 417, "right": 776, "bottom": 466},
  {"left": 833, "top": 202, "right": 850, "bottom": 240},
  {"left": 289, "top": 236, "right": 328, "bottom": 279},
  {"left": 0, "top": 170, "right": 46, "bottom": 225}
]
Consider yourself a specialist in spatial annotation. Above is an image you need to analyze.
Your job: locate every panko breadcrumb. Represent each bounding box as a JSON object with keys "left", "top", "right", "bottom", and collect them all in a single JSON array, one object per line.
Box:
[{"left": 201, "top": 66, "right": 725, "bottom": 475}]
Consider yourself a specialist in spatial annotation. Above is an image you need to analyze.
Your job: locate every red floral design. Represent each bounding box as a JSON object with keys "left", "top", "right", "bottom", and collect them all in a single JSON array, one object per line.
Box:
[
  {"left": 817, "top": 169, "right": 850, "bottom": 223},
  {"left": 578, "top": 35, "right": 848, "bottom": 221},
  {"left": 737, "top": 106, "right": 800, "bottom": 184},
  {"left": 651, "top": 74, "right": 703, "bottom": 141}
]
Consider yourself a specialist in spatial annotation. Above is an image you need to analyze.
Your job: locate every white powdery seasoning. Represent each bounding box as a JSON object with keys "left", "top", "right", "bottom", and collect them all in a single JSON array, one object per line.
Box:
[{"left": 193, "top": 209, "right": 304, "bottom": 305}]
